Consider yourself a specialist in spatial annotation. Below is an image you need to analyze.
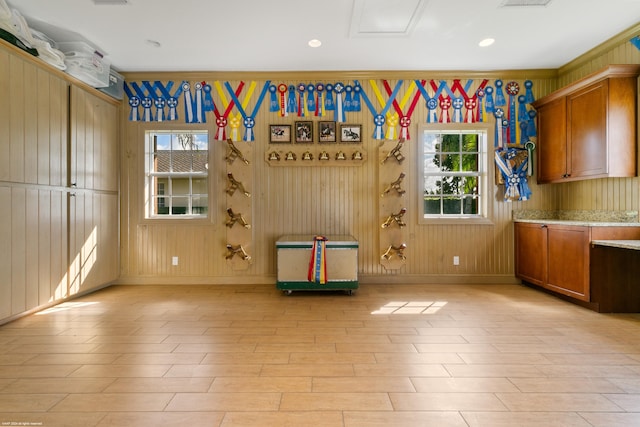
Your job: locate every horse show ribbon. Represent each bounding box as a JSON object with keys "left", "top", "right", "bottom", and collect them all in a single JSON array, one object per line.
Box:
[
  {"left": 415, "top": 80, "right": 446, "bottom": 123},
  {"left": 333, "top": 82, "right": 346, "bottom": 122},
  {"left": 484, "top": 85, "right": 495, "bottom": 114},
  {"left": 287, "top": 85, "right": 297, "bottom": 115},
  {"left": 523, "top": 80, "right": 535, "bottom": 104},
  {"left": 370, "top": 80, "right": 404, "bottom": 139},
  {"left": 495, "top": 148, "right": 532, "bottom": 201},
  {"left": 153, "top": 81, "right": 183, "bottom": 121},
  {"left": 269, "top": 84, "right": 279, "bottom": 113},
  {"left": 212, "top": 81, "right": 244, "bottom": 141},
  {"left": 505, "top": 81, "right": 520, "bottom": 144},
  {"left": 428, "top": 80, "right": 456, "bottom": 123},
  {"left": 123, "top": 82, "right": 140, "bottom": 121},
  {"left": 126, "top": 82, "right": 155, "bottom": 122},
  {"left": 344, "top": 85, "right": 354, "bottom": 111},
  {"left": 275, "top": 84, "right": 287, "bottom": 116},
  {"left": 181, "top": 81, "right": 206, "bottom": 123},
  {"left": 224, "top": 80, "right": 272, "bottom": 141},
  {"left": 494, "top": 108, "right": 505, "bottom": 149},
  {"left": 306, "top": 84, "right": 316, "bottom": 114},
  {"left": 307, "top": 235, "right": 328, "bottom": 284},
  {"left": 518, "top": 94, "right": 528, "bottom": 144},
  {"left": 222, "top": 81, "right": 256, "bottom": 141},
  {"left": 352, "top": 82, "right": 362, "bottom": 111},
  {"left": 297, "top": 83, "right": 307, "bottom": 117},
  {"left": 450, "top": 79, "right": 489, "bottom": 123},
  {"left": 202, "top": 83, "right": 215, "bottom": 114},
  {"left": 526, "top": 109, "right": 537, "bottom": 138},
  {"left": 355, "top": 79, "right": 402, "bottom": 139},
  {"left": 494, "top": 79, "right": 506, "bottom": 107},
  {"left": 315, "top": 83, "right": 325, "bottom": 116},
  {"left": 324, "top": 84, "right": 335, "bottom": 111},
  {"left": 476, "top": 87, "right": 486, "bottom": 122},
  {"left": 382, "top": 79, "right": 422, "bottom": 140},
  {"left": 141, "top": 81, "right": 163, "bottom": 122}
]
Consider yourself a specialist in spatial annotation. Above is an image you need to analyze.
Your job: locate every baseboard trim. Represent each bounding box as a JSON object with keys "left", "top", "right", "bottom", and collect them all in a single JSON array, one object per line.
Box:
[{"left": 113, "top": 274, "right": 519, "bottom": 286}]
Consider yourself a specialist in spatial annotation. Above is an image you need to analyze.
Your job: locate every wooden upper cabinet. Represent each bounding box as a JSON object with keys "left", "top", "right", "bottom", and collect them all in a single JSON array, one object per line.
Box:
[
  {"left": 536, "top": 97, "right": 567, "bottom": 182},
  {"left": 532, "top": 65, "right": 640, "bottom": 184}
]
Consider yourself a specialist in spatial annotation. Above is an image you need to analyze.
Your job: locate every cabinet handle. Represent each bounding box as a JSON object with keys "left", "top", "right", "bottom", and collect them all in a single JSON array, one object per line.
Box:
[
  {"left": 70, "top": 193, "right": 76, "bottom": 197},
  {"left": 541, "top": 224, "right": 548, "bottom": 228}
]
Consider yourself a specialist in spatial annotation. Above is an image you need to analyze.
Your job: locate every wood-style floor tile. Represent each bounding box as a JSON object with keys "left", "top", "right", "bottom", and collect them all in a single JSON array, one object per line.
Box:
[
  {"left": 1, "top": 283, "right": 639, "bottom": 425},
  {"left": 220, "top": 411, "right": 344, "bottom": 427},
  {"left": 343, "top": 411, "right": 468, "bottom": 427},
  {"left": 280, "top": 392, "right": 393, "bottom": 411},
  {"left": 97, "top": 412, "right": 225, "bottom": 427},
  {"left": 165, "top": 392, "right": 281, "bottom": 411},
  {"left": 389, "top": 391, "right": 507, "bottom": 411},
  {"left": 462, "top": 411, "right": 592, "bottom": 426}
]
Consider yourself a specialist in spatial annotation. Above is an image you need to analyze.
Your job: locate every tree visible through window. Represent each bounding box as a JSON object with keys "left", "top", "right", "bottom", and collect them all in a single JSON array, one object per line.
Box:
[
  {"left": 145, "top": 130, "right": 209, "bottom": 218},
  {"left": 419, "top": 127, "right": 488, "bottom": 220}
]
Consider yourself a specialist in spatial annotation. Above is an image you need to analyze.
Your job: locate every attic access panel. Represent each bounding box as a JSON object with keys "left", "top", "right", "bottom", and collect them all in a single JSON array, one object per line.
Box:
[{"left": 350, "top": 0, "right": 427, "bottom": 36}]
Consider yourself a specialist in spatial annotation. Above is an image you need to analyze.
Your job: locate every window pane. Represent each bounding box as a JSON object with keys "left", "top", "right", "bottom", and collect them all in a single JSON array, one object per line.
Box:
[
  {"left": 443, "top": 197, "right": 462, "bottom": 215},
  {"left": 461, "top": 154, "right": 478, "bottom": 172},
  {"left": 423, "top": 133, "right": 439, "bottom": 152},
  {"left": 192, "top": 178, "right": 207, "bottom": 194},
  {"left": 463, "top": 196, "right": 478, "bottom": 215},
  {"left": 424, "top": 197, "right": 441, "bottom": 215},
  {"left": 420, "top": 128, "right": 486, "bottom": 220},
  {"left": 192, "top": 195, "right": 208, "bottom": 214},
  {"left": 171, "top": 196, "right": 189, "bottom": 215},
  {"left": 462, "top": 176, "right": 478, "bottom": 195},
  {"left": 145, "top": 130, "right": 209, "bottom": 218},
  {"left": 461, "top": 134, "right": 478, "bottom": 152}
]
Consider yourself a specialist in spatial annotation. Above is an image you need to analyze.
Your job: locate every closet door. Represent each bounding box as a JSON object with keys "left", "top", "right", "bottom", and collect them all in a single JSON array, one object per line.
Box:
[
  {"left": 68, "top": 86, "right": 119, "bottom": 295},
  {"left": 0, "top": 45, "right": 70, "bottom": 321}
]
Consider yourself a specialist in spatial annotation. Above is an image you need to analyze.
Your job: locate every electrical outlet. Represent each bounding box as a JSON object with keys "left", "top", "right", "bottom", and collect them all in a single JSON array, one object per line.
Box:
[
  {"left": 453, "top": 256, "right": 459, "bottom": 266},
  {"left": 172, "top": 256, "right": 179, "bottom": 266}
]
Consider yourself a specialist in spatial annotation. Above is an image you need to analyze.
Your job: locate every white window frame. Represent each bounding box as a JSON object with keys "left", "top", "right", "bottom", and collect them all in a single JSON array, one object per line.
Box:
[
  {"left": 417, "top": 124, "right": 493, "bottom": 225},
  {"left": 144, "top": 130, "right": 209, "bottom": 219}
]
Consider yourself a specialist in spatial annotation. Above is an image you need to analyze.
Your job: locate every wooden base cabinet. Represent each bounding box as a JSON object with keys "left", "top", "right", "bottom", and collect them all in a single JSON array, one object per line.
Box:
[
  {"left": 545, "top": 225, "right": 590, "bottom": 300},
  {"left": 515, "top": 222, "right": 589, "bottom": 301},
  {"left": 515, "top": 222, "right": 640, "bottom": 304}
]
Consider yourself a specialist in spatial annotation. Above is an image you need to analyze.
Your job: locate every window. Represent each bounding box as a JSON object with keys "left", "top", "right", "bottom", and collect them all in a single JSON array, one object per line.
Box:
[
  {"left": 145, "top": 130, "right": 209, "bottom": 218},
  {"left": 418, "top": 125, "right": 490, "bottom": 223}
]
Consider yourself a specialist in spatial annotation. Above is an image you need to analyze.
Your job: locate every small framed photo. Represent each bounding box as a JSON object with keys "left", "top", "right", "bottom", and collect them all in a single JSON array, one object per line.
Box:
[
  {"left": 269, "top": 124, "right": 291, "bottom": 143},
  {"left": 295, "top": 121, "right": 314, "bottom": 143},
  {"left": 318, "top": 121, "right": 337, "bottom": 143},
  {"left": 340, "top": 124, "right": 362, "bottom": 143}
]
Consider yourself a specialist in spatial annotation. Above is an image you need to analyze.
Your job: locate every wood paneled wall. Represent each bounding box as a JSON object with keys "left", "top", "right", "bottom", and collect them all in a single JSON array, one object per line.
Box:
[
  {"left": 0, "top": 41, "right": 120, "bottom": 324},
  {"left": 119, "top": 72, "right": 559, "bottom": 285}
]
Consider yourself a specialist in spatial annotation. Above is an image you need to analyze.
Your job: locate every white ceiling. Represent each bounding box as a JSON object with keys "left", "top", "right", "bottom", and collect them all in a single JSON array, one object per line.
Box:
[{"left": 8, "top": 0, "right": 640, "bottom": 73}]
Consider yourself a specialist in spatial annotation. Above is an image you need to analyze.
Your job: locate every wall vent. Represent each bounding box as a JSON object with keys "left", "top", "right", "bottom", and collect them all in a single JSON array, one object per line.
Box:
[
  {"left": 500, "top": 0, "right": 552, "bottom": 6},
  {"left": 93, "top": 0, "right": 129, "bottom": 5}
]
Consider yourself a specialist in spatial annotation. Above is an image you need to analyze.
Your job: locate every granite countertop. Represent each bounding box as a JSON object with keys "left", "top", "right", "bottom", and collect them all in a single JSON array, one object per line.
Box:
[
  {"left": 513, "top": 210, "right": 640, "bottom": 227},
  {"left": 514, "top": 218, "right": 640, "bottom": 227},
  {"left": 591, "top": 240, "right": 640, "bottom": 250}
]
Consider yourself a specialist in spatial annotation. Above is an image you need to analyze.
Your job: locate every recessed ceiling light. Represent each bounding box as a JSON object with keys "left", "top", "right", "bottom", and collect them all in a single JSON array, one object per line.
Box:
[
  {"left": 479, "top": 38, "right": 495, "bottom": 47},
  {"left": 308, "top": 39, "right": 322, "bottom": 48}
]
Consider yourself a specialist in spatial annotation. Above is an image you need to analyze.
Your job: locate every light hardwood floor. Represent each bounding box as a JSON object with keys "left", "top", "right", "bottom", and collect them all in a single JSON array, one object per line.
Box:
[{"left": 1, "top": 283, "right": 639, "bottom": 426}]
